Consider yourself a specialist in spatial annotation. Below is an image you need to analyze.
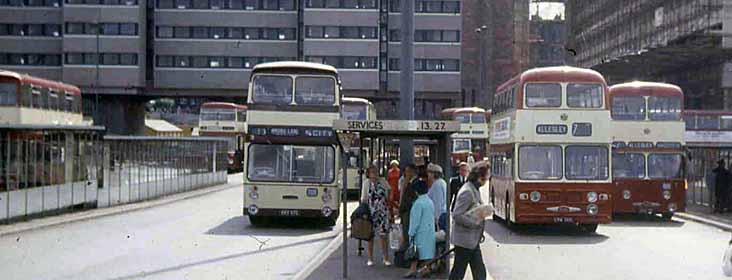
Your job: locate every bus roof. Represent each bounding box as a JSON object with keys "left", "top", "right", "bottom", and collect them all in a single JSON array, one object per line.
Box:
[
  {"left": 609, "top": 81, "right": 683, "bottom": 97},
  {"left": 252, "top": 61, "right": 338, "bottom": 74},
  {"left": 441, "top": 107, "right": 486, "bottom": 115},
  {"left": 0, "top": 69, "right": 81, "bottom": 95},
  {"left": 201, "top": 102, "right": 247, "bottom": 110},
  {"left": 497, "top": 66, "right": 606, "bottom": 92},
  {"left": 342, "top": 97, "right": 372, "bottom": 105}
]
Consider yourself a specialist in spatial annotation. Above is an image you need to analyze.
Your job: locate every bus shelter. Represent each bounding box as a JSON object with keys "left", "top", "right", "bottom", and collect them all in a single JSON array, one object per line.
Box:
[{"left": 333, "top": 119, "right": 460, "bottom": 278}]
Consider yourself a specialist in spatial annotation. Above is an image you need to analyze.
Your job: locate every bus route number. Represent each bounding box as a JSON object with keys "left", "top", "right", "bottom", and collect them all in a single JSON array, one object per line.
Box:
[{"left": 419, "top": 121, "right": 446, "bottom": 131}]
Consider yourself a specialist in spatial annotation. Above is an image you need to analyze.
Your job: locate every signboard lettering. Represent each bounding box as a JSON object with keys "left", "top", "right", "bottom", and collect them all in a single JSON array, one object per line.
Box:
[
  {"left": 333, "top": 120, "right": 460, "bottom": 132},
  {"left": 612, "top": 141, "right": 627, "bottom": 149},
  {"left": 250, "top": 126, "right": 334, "bottom": 138},
  {"left": 347, "top": 120, "right": 384, "bottom": 130},
  {"left": 492, "top": 117, "right": 511, "bottom": 140},
  {"left": 572, "top": 123, "right": 592, "bottom": 137},
  {"left": 655, "top": 142, "right": 682, "bottom": 149},
  {"left": 628, "top": 142, "right": 654, "bottom": 149},
  {"left": 536, "top": 124, "right": 568, "bottom": 135}
]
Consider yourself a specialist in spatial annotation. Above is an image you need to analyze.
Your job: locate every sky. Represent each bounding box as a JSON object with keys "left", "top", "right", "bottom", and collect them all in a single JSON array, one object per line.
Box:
[{"left": 529, "top": 2, "right": 565, "bottom": 20}]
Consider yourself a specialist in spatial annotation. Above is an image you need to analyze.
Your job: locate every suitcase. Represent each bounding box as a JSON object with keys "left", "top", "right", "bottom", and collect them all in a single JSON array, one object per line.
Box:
[{"left": 351, "top": 217, "right": 374, "bottom": 241}]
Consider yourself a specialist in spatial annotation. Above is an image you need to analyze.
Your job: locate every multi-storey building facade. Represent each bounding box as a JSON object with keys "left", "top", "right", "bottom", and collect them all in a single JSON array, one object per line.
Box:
[
  {"left": 529, "top": 14, "right": 566, "bottom": 68},
  {"left": 566, "top": 0, "right": 731, "bottom": 110},
  {"left": 0, "top": 0, "right": 462, "bottom": 132}
]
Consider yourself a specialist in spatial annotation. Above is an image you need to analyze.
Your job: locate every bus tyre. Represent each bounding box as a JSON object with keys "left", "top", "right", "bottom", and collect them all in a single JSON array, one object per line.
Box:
[
  {"left": 248, "top": 215, "right": 264, "bottom": 227},
  {"left": 661, "top": 212, "right": 674, "bottom": 221},
  {"left": 580, "top": 223, "right": 598, "bottom": 233}
]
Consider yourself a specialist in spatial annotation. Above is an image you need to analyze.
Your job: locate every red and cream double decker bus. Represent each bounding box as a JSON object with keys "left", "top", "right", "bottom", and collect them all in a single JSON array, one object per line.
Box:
[
  {"left": 0, "top": 70, "right": 84, "bottom": 125},
  {"left": 489, "top": 66, "right": 613, "bottom": 232},
  {"left": 609, "top": 82, "right": 685, "bottom": 219},
  {"left": 198, "top": 102, "right": 247, "bottom": 172},
  {"left": 441, "top": 107, "right": 490, "bottom": 168}
]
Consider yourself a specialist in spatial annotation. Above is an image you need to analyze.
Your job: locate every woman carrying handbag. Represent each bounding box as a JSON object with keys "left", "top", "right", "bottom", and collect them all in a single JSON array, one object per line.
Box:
[{"left": 404, "top": 180, "right": 436, "bottom": 278}]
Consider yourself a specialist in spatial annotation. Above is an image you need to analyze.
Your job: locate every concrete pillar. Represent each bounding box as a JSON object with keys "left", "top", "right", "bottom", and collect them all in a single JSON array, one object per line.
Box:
[{"left": 86, "top": 95, "right": 147, "bottom": 135}]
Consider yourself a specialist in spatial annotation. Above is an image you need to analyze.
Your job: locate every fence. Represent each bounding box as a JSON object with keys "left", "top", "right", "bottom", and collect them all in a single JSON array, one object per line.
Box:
[
  {"left": 99, "top": 136, "right": 228, "bottom": 207},
  {"left": 0, "top": 125, "right": 229, "bottom": 223},
  {"left": 686, "top": 147, "right": 732, "bottom": 208}
]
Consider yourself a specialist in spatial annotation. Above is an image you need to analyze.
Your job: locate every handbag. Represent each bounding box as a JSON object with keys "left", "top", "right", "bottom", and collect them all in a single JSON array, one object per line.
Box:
[
  {"left": 389, "top": 224, "right": 402, "bottom": 250},
  {"left": 405, "top": 238, "right": 418, "bottom": 261}
]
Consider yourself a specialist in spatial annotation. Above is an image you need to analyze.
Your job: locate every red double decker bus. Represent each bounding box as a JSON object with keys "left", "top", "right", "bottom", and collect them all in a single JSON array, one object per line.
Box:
[
  {"left": 489, "top": 66, "right": 614, "bottom": 232},
  {"left": 441, "top": 107, "right": 490, "bottom": 168},
  {"left": 609, "top": 82, "right": 686, "bottom": 220}
]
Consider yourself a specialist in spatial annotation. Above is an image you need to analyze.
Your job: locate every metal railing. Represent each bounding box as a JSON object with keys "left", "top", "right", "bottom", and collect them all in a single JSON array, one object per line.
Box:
[
  {"left": 686, "top": 147, "right": 732, "bottom": 208},
  {"left": 0, "top": 125, "right": 230, "bottom": 223},
  {"left": 99, "top": 136, "right": 228, "bottom": 207}
]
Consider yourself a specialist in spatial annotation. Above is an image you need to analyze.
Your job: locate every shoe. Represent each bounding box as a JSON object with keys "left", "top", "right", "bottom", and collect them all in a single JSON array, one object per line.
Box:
[
  {"left": 366, "top": 260, "right": 374, "bottom": 266},
  {"left": 384, "top": 260, "right": 392, "bottom": 266},
  {"left": 402, "top": 271, "right": 417, "bottom": 278}
]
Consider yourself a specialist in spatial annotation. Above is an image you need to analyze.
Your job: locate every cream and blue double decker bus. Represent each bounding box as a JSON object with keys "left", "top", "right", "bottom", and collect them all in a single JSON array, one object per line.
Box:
[{"left": 243, "top": 62, "right": 341, "bottom": 226}]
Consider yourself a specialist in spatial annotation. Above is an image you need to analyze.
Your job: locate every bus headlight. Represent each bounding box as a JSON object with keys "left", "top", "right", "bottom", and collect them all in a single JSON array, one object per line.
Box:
[
  {"left": 668, "top": 203, "right": 677, "bottom": 212},
  {"left": 519, "top": 193, "right": 529, "bottom": 200},
  {"left": 321, "top": 206, "right": 333, "bottom": 217},
  {"left": 248, "top": 205, "right": 259, "bottom": 215},
  {"left": 530, "top": 191, "right": 541, "bottom": 202},
  {"left": 663, "top": 190, "right": 672, "bottom": 200},
  {"left": 587, "top": 204, "right": 599, "bottom": 216},
  {"left": 587, "top": 192, "right": 598, "bottom": 203},
  {"left": 623, "top": 190, "right": 631, "bottom": 200},
  {"left": 599, "top": 193, "right": 609, "bottom": 201}
]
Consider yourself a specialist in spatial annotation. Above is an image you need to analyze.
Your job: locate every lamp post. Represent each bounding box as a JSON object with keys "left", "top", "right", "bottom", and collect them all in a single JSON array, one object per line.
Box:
[
  {"left": 475, "top": 25, "right": 487, "bottom": 107},
  {"left": 336, "top": 131, "right": 356, "bottom": 279}
]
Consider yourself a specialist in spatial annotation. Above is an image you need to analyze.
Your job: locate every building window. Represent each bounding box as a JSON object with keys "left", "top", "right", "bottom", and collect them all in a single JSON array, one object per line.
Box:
[
  {"left": 173, "top": 26, "right": 190, "bottom": 38},
  {"left": 0, "top": 0, "right": 63, "bottom": 5},
  {"left": 306, "top": 26, "right": 377, "bottom": 39},
  {"left": 65, "top": 22, "right": 137, "bottom": 36},
  {"left": 388, "top": 58, "right": 459, "bottom": 72},
  {"left": 65, "top": 0, "right": 137, "bottom": 4},
  {"left": 64, "top": 53, "right": 137, "bottom": 65},
  {"left": 0, "top": 53, "right": 61, "bottom": 66},
  {"left": 390, "top": 29, "right": 460, "bottom": 42},
  {"left": 156, "top": 0, "right": 293, "bottom": 9},
  {"left": 155, "top": 55, "right": 292, "bottom": 68},
  {"left": 307, "top": 0, "right": 374, "bottom": 8},
  {"left": 158, "top": 26, "right": 295, "bottom": 40},
  {"left": 157, "top": 26, "right": 173, "bottom": 38},
  {"left": 305, "top": 56, "right": 377, "bottom": 69},
  {"left": 0, "top": 24, "right": 62, "bottom": 37},
  {"left": 389, "top": 0, "right": 459, "bottom": 13}
]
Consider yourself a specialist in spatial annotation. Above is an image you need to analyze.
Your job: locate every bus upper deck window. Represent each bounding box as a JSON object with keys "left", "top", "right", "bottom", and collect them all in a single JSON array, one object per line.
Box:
[
  {"left": 567, "top": 83, "right": 603, "bottom": 108},
  {"left": 0, "top": 82, "right": 17, "bottom": 106},
  {"left": 648, "top": 96, "right": 681, "bottom": 121},
  {"left": 684, "top": 116, "right": 696, "bottom": 129},
  {"left": 698, "top": 115, "right": 720, "bottom": 129},
  {"left": 525, "top": 83, "right": 561, "bottom": 108},
  {"left": 722, "top": 116, "right": 732, "bottom": 130},
  {"left": 295, "top": 77, "right": 336, "bottom": 105},
  {"left": 252, "top": 75, "right": 293, "bottom": 105},
  {"left": 611, "top": 96, "right": 645, "bottom": 120},
  {"left": 471, "top": 113, "right": 486, "bottom": 123},
  {"left": 455, "top": 114, "right": 470, "bottom": 123}
]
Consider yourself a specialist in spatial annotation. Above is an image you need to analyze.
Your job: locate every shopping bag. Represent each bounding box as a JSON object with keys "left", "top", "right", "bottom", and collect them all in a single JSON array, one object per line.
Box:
[
  {"left": 723, "top": 241, "right": 732, "bottom": 276},
  {"left": 389, "top": 224, "right": 402, "bottom": 250}
]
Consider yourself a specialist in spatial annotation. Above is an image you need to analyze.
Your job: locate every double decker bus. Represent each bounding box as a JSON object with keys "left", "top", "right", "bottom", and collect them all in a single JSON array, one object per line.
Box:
[
  {"left": 683, "top": 110, "right": 732, "bottom": 208},
  {"left": 441, "top": 107, "right": 490, "bottom": 168},
  {"left": 489, "top": 66, "right": 613, "bottom": 232},
  {"left": 609, "top": 82, "right": 685, "bottom": 219},
  {"left": 0, "top": 70, "right": 84, "bottom": 125},
  {"left": 198, "top": 102, "right": 247, "bottom": 172},
  {"left": 341, "top": 97, "right": 375, "bottom": 196},
  {"left": 243, "top": 62, "right": 341, "bottom": 226}
]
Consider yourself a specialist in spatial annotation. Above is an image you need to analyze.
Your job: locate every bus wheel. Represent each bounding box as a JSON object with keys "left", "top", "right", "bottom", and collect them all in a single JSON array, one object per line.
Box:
[
  {"left": 579, "top": 223, "right": 598, "bottom": 233},
  {"left": 661, "top": 212, "right": 674, "bottom": 221},
  {"left": 248, "top": 216, "right": 264, "bottom": 227}
]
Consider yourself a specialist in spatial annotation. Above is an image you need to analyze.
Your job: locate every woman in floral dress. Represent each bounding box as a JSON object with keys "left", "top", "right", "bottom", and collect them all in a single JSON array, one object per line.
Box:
[{"left": 361, "top": 165, "right": 392, "bottom": 267}]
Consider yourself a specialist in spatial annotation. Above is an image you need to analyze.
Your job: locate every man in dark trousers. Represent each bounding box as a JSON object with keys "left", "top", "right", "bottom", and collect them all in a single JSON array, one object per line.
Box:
[
  {"left": 449, "top": 162, "right": 470, "bottom": 211},
  {"left": 713, "top": 159, "right": 731, "bottom": 213}
]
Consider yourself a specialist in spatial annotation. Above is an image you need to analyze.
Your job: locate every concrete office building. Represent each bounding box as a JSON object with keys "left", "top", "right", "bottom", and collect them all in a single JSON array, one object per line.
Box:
[{"left": 0, "top": 0, "right": 462, "bottom": 133}]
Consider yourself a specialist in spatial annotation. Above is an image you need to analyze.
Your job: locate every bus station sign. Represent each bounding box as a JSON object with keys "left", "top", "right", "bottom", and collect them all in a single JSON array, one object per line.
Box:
[{"left": 333, "top": 120, "right": 460, "bottom": 134}]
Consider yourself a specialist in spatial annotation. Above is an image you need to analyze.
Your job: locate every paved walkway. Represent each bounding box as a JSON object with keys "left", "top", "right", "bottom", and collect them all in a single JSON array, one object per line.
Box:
[{"left": 676, "top": 204, "right": 732, "bottom": 232}]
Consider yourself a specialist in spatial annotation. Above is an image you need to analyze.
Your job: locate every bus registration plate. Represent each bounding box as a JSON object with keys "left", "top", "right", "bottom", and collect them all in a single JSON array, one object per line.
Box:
[
  {"left": 553, "top": 217, "right": 574, "bottom": 223},
  {"left": 280, "top": 210, "right": 300, "bottom": 216}
]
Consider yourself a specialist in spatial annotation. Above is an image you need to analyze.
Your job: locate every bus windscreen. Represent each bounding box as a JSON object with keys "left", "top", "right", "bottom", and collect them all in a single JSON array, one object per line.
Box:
[{"left": 247, "top": 144, "right": 335, "bottom": 184}]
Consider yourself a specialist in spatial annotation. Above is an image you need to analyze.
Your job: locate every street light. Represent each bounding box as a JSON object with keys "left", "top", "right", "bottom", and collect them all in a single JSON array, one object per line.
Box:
[
  {"left": 335, "top": 130, "right": 356, "bottom": 279},
  {"left": 475, "top": 25, "right": 488, "bottom": 108}
]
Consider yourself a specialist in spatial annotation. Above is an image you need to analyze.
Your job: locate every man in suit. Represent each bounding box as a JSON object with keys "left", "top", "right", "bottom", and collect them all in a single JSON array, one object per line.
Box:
[{"left": 449, "top": 162, "right": 470, "bottom": 211}]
